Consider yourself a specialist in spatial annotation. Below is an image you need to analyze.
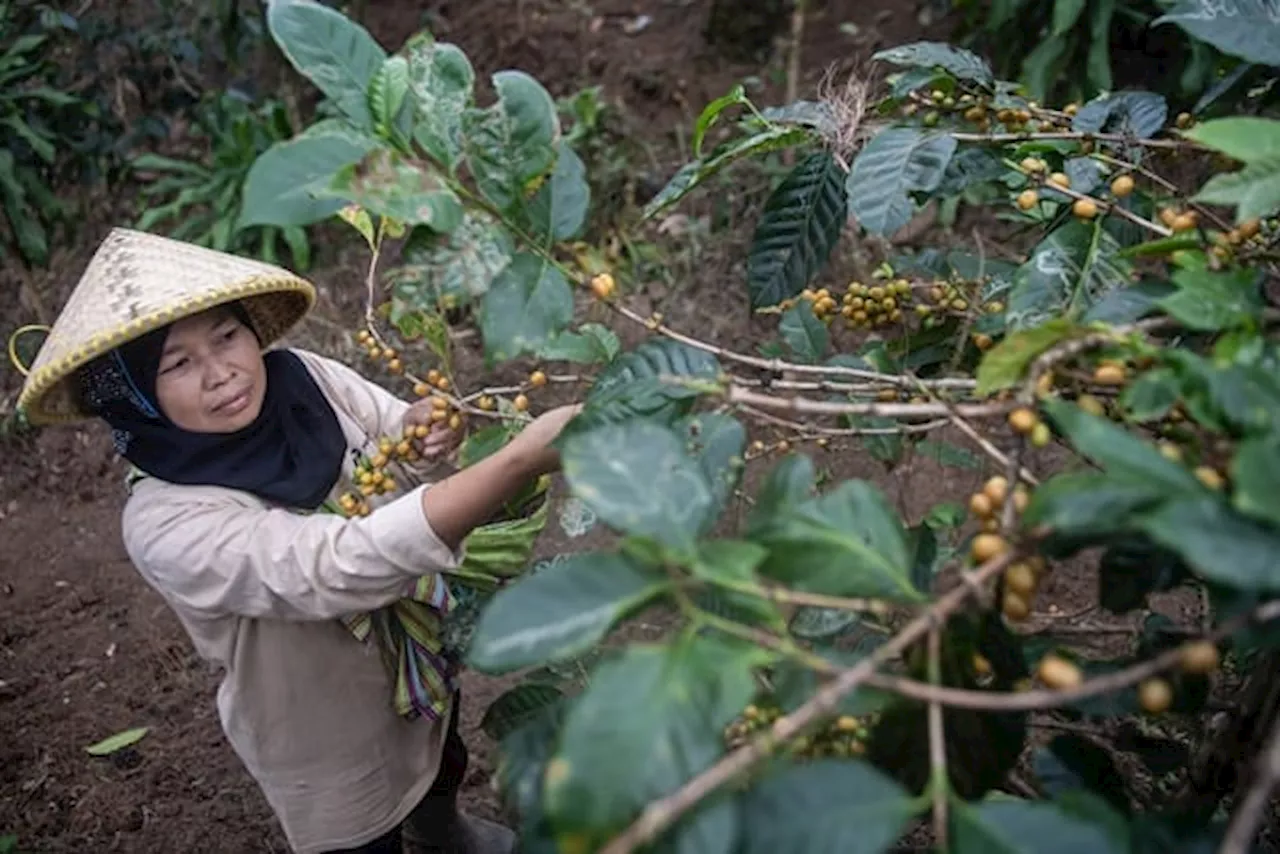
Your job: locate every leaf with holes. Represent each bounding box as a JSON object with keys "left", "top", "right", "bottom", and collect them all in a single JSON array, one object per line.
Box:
[
  {"left": 872, "top": 41, "right": 994, "bottom": 89},
  {"left": 402, "top": 31, "right": 475, "bottom": 169},
  {"left": 390, "top": 210, "right": 513, "bottom": 308},
  {"left": 745, "top": 151, "right": 847, "bottom": 310},
  {"left": 479, "top": 252, "right": 574, "bottom": 361},
  {"left": 466, "top": 552, "right": 670, "bottom": 673},
  {"left": 1006, "top": 220, "right": 1131, "bottom": 331},
  {"left": 847, "top": 128, "right": 957, "bottom": 237},
  {"left": 462, "top": 71, "right": 560, "bottom": 211},
  {"left": 1154, "top": 0, "right": 1280, "bottom": 66},
  {"left": 321, "top": 147, "right": 463, "bottom": 230}
]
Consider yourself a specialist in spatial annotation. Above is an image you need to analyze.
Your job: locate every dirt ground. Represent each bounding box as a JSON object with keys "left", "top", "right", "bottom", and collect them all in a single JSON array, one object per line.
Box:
[{"left": 0, "top": 0, "right": 1209, "bottom": 852}]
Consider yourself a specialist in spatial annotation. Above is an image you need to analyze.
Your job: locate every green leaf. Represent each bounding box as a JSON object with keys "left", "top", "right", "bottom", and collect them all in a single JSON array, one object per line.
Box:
[
  {"left": 1159, "top": 266, "right": 1263, "bottom": 331},
  {"left": 1086, "top": 0, "right": 1117, "bottom": 92},
  {"left": 391, "top": 211, "right": 514, "bottom": 306},
  {"left": 643, "top": 126, "right": 812, "bottom": 219},
  {"left": 1007, "top": 220, "right": 1131, "bottom": 331},
  {"left": 322, "top": 147, "right": 463, "bottom": 231},
  {"left": 1023, "top": 472, "right": 1166, "bottom": 541},
  {"left": 577, "top": 339, "right": 720, "bottom": 428},
  {"left": 1041, "top": 398, "right": 1202, "bottom": 491},
  {"left": 1192, "top": 161, "right": 1280, "bottom": 223},
  {"left": 1020, "top": 38, "right": 1069, "bottom": 103},
  {"left": 368, "top": 55, "right": 411, "bottom": 140},
  {"left": 1182, "top": 117, "right": 1280, "bottom": 163},
  {"left": 676, "top": 413, "right": 747, "bottom": 516},
  {"left": 266, "top": 0, "right": 387, "bottom": 129},
  {"left": 847, "top": 128, "right": 957, "bottom": 237},
  {"left": 938, "top": 148, "right": 1010, "bottom": 196},
  {"left": 480, "top": 253, "right": 574, "bottom": 361},
  {"left": 238, "top": 124, "right": 378, "bottom": 228},
  {"left": 746, "top": 151, "right": 848, "bottom": 310},
  {"left": 1072, "top": 90, "right": 1168, "bottom": 139},
  {"left": 458, "top": 422, "right": 518, "bottom": 468},
  {"left": 562, "top": 421, "right": 716, "bottom": 553},
  {"left": 952, "top": 800, "right": 1127, "bottom": 854},
  {"left": 85, "top": 726, "right": 149, "bottom": 756},
  {"left": 872, "top": 41, "right": 995, "bottom": 89},
  {"left": 693, "top": 84, "right": 747, "bottom": 157},
  {"left": 545, "top": 637, "right": 759, "bottom": 838},
  {"left": 1137, "top": 496, "right": 1280, "bottom": 593},
  {"left": 481, "top": 683, "right": 565, "bottom": 741},
  {"left": 1232, "top": 436, "right": 1280, "bottom": 528},
  {"left": 740, "top": 760, "right": 918, "bottom": 854},
  {"left": 917, "top": 440, "right": 982, "bottom": 470},
  {"left": 975, "top": 318, "right": 1078, "bottom": 395},
  {"left": 462, "top": 71, "right": 560, "bottom": 211},
  {"left": 1119, "top": 368, "right": 1180, "bottom": 422},
  {"left": 747, "top": 454, "right": 817, "bottom": 534},
  {"left": 691, "top": 539, "right": 768, "bottom": 586},
  {"left": 403, "top": 31, "right": 475, "bottom": 169},
  {"left": 753, "top": 480, "right": 923, "bottom": 601},
  {"left": 787, "top": 606, "right": 860, "bottom": 640},
  {"left": 760, "top": 100, "right": 838, "bottom": 135},
  {"left": 1153, "top": 0, "right": 1280, "bottom": 67},
  {"left": 523, "top": 144, "right": 590, "bottom": 242},
  {"left": 779, "top": 301, "right": 829, "bottom": 363},
  {"left": 1051, "top": 0, "right": 1088, "bottom": 35},
  {"left": 537, "top": 323, "right": 620, "bottom": 364},
  {"left": 466, "top": 552, "right": 669, "bottom": 673}
]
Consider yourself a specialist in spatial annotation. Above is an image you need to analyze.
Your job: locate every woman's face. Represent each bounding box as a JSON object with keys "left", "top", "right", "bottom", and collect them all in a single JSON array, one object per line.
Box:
[{"left": 153, "top": 307, "right": 266, "bottom": 433}]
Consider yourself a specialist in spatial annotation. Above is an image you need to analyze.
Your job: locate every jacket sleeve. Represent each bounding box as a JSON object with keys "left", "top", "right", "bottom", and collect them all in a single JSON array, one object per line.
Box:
[{"left": 122, "top": 480, "right": 463, "bottom": 620}]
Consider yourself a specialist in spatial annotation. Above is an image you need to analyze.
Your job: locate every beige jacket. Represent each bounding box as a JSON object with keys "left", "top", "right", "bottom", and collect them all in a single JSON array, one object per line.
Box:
[{"left": 119, "top": 348, "right": 463, "bottom": 853}]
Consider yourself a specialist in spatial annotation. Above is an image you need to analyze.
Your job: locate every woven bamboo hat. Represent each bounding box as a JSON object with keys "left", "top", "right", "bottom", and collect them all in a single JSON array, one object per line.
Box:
[{"left": 16, "top": 227, "right": 316, "bottom": 425}]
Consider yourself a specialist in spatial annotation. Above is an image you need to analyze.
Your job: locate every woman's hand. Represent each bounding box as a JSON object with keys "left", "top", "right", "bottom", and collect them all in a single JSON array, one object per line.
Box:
[
  {"left": 402, "top": 402, "right": 464, "bottom": 462},
  {"left": 511, "top": 403, "right": 584, "bottom": 475}
]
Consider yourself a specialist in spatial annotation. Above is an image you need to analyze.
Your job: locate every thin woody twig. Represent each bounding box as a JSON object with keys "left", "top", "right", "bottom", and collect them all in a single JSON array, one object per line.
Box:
[
  {"left": 726, "top": 385, "right": 1011, "bottom": 420},
  {"left": 951, "top": 129, "right": 1204, "bottom": 152},
  {"left": 927, "top": 627, "right": 949, "bottom": 849},
  {"left": 738, "top": 404, "right": 948, "bottom": 437},
  {"left": 1220, "top": 714, "right": 1280, "bottom": 854},
  {"left": 598, "top": 551, "right": 1019, "bottom": 854}
]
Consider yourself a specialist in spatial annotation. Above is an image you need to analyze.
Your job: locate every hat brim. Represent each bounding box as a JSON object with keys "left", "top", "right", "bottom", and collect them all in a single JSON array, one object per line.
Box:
[{"left": 18, "top": 277, "right": 315, "bottom": 425}]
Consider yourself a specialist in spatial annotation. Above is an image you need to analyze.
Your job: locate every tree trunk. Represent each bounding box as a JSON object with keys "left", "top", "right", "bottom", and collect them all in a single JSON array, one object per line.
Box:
[{"left": 704, "top": 0, "right": 790, "bottom": 63}]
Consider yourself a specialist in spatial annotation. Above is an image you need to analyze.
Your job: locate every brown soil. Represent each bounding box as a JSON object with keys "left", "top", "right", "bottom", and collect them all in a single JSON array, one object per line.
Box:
[{"left": 0, "top": 1, "right": 1207, "bottom": 853}]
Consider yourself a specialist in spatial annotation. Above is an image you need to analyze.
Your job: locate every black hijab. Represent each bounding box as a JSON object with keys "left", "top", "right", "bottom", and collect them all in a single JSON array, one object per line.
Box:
[{"left": 77, "top": 302, "right": 348, "bottom": 509}]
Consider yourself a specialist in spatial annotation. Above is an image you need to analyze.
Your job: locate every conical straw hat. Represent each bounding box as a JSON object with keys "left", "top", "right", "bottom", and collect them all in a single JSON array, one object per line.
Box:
[{"left": 17, "top": 227, "right": 316, "bottom": 425}]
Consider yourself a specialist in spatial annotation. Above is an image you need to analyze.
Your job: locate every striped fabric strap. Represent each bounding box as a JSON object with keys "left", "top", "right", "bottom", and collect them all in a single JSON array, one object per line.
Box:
[{"left": 341, "top": 572, "right": 460, "bottom": 721}]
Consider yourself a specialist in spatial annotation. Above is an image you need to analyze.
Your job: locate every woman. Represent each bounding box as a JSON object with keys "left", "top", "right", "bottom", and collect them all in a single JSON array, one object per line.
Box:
[{"left": 16, "top": 228, "right": 578, "bottom": 854}]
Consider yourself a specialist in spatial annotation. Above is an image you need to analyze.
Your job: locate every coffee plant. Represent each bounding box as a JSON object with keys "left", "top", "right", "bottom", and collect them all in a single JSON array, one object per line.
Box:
[{"left": 242, "top": 0, "right": 1280, "bottom": 851}]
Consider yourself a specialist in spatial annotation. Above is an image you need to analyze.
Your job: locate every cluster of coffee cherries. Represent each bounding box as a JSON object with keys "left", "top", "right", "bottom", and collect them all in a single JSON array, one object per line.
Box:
[
  {"left": 963, "top": 475, "right": 1048, "bottom": 623},
  {"left": 1034, "top": 638, "right": 1220, "bottom": 715},
  {"left": 723, "top": 702, "right": 878, "bottom": 760},
  {"left": 336, "top": 431, "right": 427, "bottom": 517},
  {"left": 355, "top": 329, "right": 407, "bottom": 375}
]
